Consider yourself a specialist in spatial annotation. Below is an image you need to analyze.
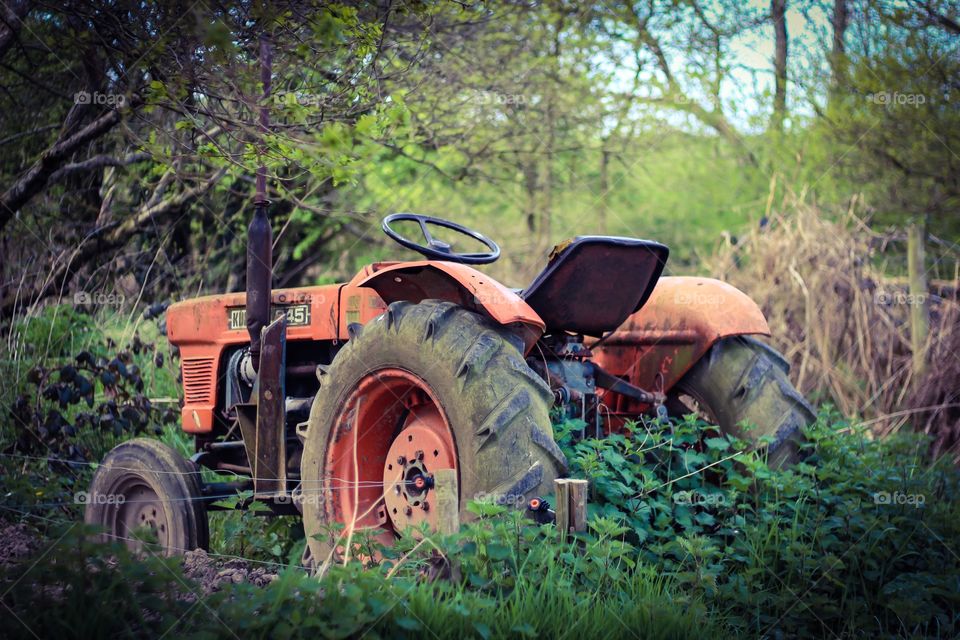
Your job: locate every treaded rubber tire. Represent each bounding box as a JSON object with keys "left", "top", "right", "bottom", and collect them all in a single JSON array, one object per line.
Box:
[
  {"left": 84, "top": 438, "right": 209, "bottom": 555},
  {"left": 299, "top": 299, "right": 567, "bottom": 562},
  {"left": 674, "top": 336, "right": 815, "bottom": 468}
]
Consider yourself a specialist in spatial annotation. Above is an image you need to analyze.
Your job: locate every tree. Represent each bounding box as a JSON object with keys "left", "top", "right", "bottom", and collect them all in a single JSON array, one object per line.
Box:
[
  {"left": 0, "top": 1, "right": 435, "bottom": 318},
  {"left": 590, "top": 0, "right": 770, "bottom": 167},
  {"left": 771, "top": 0, "right": 788, "bottom": 131}
]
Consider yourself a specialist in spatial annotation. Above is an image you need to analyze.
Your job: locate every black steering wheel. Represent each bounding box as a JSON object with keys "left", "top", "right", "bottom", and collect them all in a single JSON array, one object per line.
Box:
[{"left": 381, "top": 213, "right": 500, "bottom": 265}]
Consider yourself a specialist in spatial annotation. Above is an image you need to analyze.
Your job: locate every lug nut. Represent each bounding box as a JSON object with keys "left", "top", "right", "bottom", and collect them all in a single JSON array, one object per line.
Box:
[
  {"left": 415, "top": 450, "right": 424, "bottom": 461},
  {"left": 422, "top": 501, "right": 430, "bottom": 512},
  {"left": 397, "top": 455, "right": 406, "bottom": 465},
  {"left": 404, "top": 506, "right": 413, "bottom": 517}
]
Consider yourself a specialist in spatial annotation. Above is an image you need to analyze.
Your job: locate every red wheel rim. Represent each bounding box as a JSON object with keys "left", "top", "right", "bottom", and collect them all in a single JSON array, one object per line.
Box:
[{"left": 324, "top": 368, "right": 457, "bottom": 540}]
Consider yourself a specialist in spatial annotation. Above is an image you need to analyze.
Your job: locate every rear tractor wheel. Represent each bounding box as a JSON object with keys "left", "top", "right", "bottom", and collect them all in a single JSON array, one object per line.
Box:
[
  {"left": 298, "top": 300, "right": 567, "bottom": 566},
  {"left": 671, "top": 336, "right": 815, "bottom": 468}
]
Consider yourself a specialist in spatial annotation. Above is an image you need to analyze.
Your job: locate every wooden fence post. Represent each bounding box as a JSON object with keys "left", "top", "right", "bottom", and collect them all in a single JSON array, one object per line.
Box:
[
  {"left": 554, "top": 479, "right": 588, "bottom": 542},
  {"left": 434, "top": 468, "right": 459, "bottom": 536},
  {"left": 907, "top": 219, "right": 929, "bottom": 381}
]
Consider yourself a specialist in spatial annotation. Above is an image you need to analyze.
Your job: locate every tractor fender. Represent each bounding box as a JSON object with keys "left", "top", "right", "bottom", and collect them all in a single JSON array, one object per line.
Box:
[
  {"left": 356, "top": 261, "right": 545, "bottom": 352},
  {"left": 590, "top": 276, "right": 770, "bottom": 395}
]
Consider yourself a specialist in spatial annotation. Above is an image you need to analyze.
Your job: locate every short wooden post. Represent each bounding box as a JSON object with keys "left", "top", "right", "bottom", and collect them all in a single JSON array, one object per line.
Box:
[
  {"left": 568, "top": 481, "right": 588, "bottom": 534},
  {"left": 434, "top": 468, "right": 459, "bottom": 536},
  {"left": 554, "top": 479, "right": 588, "bottom": 542}
]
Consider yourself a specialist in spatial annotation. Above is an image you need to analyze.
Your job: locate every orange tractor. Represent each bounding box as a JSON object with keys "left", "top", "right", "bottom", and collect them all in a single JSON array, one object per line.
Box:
[{"left": 85, "top": 212, "right": 813, "bottom": 562}]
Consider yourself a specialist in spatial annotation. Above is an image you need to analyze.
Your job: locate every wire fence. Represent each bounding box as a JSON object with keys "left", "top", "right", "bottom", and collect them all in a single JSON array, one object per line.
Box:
[{"left": 0, "top": 501, "right": 307, "bottom": 572}]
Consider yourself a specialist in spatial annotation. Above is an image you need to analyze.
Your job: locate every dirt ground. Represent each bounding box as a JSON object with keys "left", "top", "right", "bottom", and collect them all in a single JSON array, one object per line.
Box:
[
  {"left": 181, "top": 548, "right": 280, "bottom": 594},
  {"left": 0, "top": 523, "right": 38, "bottom": 570},
  {"left": 0, "top": 522, "right": 280, "bottom": 594}
]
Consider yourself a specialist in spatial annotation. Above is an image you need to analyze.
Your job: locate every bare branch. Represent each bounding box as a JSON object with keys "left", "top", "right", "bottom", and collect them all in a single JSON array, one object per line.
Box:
[
  {"left": 47, "top": 151, "right": 151, "bottom": 184},
  {"left": 0, "top": 0, "right": 32, "bottom": 62},
  {"left": 0, "top": 96, "right": 142, "bottom": 230}
]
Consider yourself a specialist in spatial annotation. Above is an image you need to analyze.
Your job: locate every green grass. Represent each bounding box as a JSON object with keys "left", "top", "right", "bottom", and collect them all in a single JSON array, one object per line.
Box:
[{"left": 0, "top": 521, "right": 720, "bottom": 640}]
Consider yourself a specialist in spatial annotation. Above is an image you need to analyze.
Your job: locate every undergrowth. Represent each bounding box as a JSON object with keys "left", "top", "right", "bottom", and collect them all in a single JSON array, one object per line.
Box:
[
  {"left": 557, "top": 412, "right": 960, "bottom": 637},
  {"left": 2, "top": 306, "right": 959, "bottom": 638},
  {"left": 3, "top": 410, "right": 959, "bottom": 638}
]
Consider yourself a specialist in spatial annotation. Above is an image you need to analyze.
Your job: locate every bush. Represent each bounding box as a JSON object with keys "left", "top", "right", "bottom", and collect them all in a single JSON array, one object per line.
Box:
[
  {"left": 707, "top": 199, "right": 960, "bottom": 457},
  {"left": 3, "top": 306, "right": 958, "bottom": 637}
]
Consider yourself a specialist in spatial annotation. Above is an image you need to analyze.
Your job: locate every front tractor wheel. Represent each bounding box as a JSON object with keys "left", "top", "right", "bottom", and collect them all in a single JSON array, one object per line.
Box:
[
  {"left": 84, "top": 438, "right": 209, "bottom": 555},
  {"left": 298, "top": 300, "right": 567, "bottom": 565}
]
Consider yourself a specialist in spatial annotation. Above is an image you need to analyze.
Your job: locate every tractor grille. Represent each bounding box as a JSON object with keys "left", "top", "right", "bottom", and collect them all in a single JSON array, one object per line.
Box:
[{"left": 182, "top": 358, "right": 216, "bottom": 405}]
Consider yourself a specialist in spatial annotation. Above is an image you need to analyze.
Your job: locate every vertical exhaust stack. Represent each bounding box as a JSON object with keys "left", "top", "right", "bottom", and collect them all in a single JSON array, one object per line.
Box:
[
  {"left": 246, "top": 204, "right": 272, "bottom": 369},
  {"left": 246, "top": 33, "right": 273, "bottom": 370}
]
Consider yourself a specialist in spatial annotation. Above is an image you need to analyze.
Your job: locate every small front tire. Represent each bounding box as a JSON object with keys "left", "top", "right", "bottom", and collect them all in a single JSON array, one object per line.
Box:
[{"left": 84, "top": 438, "right": 209, "bottom": 555}]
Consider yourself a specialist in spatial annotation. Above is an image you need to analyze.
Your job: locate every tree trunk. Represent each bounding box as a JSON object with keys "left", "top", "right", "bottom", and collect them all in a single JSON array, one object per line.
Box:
[
  {"left": 523, "top": 162, "right": 538, "bottom": 234},
  {"left": 0, "top": 100, "right": 140, "bottom": 232},
  {"left": 771, "top": 0, "right": 788, "bottom": 132},
  {"left": 830, "top": 0, "right": 849, "bottom": 95},
  {"left": 0, "top": 0, "right": 31, "bottom": 61},
  {"left": 541, "top": 112, "right": 554, "bottom": 249}
]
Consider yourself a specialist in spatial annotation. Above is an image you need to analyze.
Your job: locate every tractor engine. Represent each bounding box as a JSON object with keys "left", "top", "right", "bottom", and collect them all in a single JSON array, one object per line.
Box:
[{"left": 526, "top": 336, "right": 601, "bottom": 435}]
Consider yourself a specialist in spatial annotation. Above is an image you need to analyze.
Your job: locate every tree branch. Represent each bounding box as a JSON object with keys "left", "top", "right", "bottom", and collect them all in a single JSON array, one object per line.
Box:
[
  {"left": 0, "top": 95, "right": 142, "bottom": 231},
  {"left": 47, "top": 151, "right": 151, "bottom": 184},
  {"left": 1, "top": 166, "right": 225, "bottom": 317},
  {"left": 0, "top": 0, "right": 31, "bottom": 62}
]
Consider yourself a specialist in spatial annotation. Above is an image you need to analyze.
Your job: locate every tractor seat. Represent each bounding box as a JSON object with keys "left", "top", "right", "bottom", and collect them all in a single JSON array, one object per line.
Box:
[{"left": 521, "top": 236, "right": 668, "bottom": 337}]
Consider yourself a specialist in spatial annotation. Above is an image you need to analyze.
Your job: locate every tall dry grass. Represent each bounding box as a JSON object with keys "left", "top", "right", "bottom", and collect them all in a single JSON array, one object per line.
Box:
[{"left": 707, "top": 191, "right": 960, "bottom": 461}]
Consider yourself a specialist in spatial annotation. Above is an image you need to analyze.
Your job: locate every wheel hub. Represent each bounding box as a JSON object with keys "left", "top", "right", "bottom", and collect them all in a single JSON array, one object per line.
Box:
[
  {"left": 115, "top": 483, "right": 168, "bottom": 549},
  {"left": 319, "top": 367, "right": 458, "bottom": 543},
  {"left": 383, "top": 413, "right": 456, "bottom": 532}
]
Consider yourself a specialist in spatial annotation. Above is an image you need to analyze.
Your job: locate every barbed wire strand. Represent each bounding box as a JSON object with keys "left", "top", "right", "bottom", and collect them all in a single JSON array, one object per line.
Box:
[
  {"left": 0, "top": 502, "right": 307, "bottom": 572},
  {"left": 0, "top": 451, "right": 393, "bottom": 487}
]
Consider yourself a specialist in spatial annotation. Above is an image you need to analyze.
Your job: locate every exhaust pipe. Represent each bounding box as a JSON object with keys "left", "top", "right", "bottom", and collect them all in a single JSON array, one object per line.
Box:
[
  {"left": 246, "top": 204, "right": 272, "bottom": 369},
  {"left": 246, "top": 34, "right": 273, "bottom": 371}
]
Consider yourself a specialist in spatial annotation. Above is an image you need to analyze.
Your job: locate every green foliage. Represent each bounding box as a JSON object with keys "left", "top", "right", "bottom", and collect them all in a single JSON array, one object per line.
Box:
[
  {"left": 0, "top": 524, "right": 205, "bottom": 639},
  {"left": 1, "top": 519, "right": 717, "bottom": 640},
  {"left": 557, "top": 409, "right": 960, "bottom": 637},
  {"left": 0, "top": 305, "right": 181, "bottom": 528},
  {"left": 5, "top": 407, "right": 959, "bottom": 638},
  {"left": 5, "top": 316, "right": 179, "bottom": 461}
]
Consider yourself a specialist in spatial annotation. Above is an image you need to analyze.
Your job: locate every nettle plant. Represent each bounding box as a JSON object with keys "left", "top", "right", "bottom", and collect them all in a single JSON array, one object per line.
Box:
[
  {"left": 555, "top": 410, "right": 960, "bottom": 636},
  {"left": 8, "top": 330, "right": 179, "bottom": 464}
]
